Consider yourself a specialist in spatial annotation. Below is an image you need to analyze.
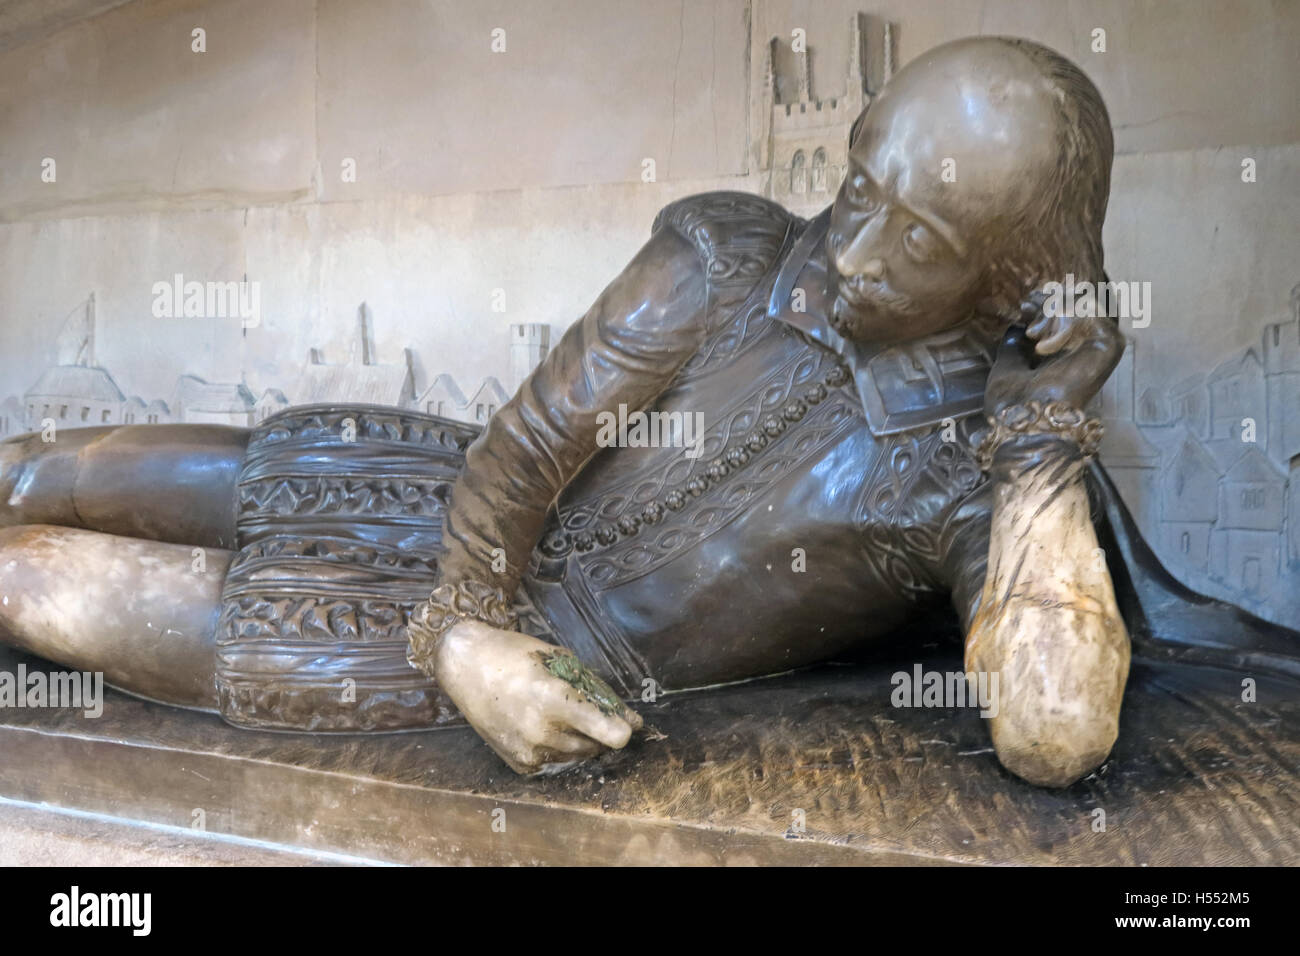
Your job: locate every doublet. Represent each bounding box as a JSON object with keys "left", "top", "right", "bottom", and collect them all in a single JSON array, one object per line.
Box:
[
  {"left": 507, "top": 194, "right": 998, "bottom": 695},
  {"left": 215, "top": 192, "right": 1005, "bottom": 731}
]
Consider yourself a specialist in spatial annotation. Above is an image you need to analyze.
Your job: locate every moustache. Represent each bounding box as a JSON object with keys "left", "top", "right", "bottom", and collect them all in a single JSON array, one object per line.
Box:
[{"left": 826, "top": 269, "right": 924, "bottom": 334}]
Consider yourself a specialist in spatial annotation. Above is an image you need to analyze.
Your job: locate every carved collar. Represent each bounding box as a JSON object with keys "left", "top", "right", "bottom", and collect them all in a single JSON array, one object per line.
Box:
[{"left": 768, "top": 207, "right": 996, "bottom": 437}]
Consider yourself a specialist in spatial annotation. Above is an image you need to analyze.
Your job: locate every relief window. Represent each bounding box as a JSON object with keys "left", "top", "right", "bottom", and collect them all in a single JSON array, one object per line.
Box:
[
  {"left": 811, "top": 148, "right": 828, "bottom": 192},
  {"left": 791, "top": 150, "right": 807, "bottom": 194}
]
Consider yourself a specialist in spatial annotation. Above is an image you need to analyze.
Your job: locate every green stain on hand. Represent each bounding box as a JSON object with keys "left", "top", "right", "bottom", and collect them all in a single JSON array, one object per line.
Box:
[{"left": 543, "top": 652, "right": 626, "bottom": 717}]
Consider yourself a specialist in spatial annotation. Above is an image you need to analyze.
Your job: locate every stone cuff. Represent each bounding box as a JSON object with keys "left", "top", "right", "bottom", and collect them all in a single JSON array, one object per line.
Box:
[
  {"left": 975, "top": 400, "right": 1104, "bottom": 472},
  {"left": 406, "top": 580, "right": 520, "bottom": 677}
]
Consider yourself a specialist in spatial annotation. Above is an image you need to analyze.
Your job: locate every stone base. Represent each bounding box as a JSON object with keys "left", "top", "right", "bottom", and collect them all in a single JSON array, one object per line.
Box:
[
  {"left": 0, "top": 644, "right": 1296, "bottom": 865},
  {"left": 0, "top": 799, "right": 345, "bottom": 866}
]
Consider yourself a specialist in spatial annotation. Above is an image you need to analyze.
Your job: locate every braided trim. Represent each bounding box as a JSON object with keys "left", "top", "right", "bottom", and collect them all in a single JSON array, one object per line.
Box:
[
  {"left": 406, "top": 580, "right": 519, "bottom": 677},
  {"left": 975, "top": 400, "right": 1104, "bottom": 470}
]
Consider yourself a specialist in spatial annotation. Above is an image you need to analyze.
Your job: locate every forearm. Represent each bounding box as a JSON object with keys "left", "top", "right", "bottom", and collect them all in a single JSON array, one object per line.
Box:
[
  {"left": 438, "top": 230, "right": 708, "bottom": 592},
  {"left": 975, "top": 434, "right": 1122, "bottom": 627},
  {"left": 439, "top": 270, "right": 704, "bottom": 591},
  {"left": 966, "top": 418, "right": 1130, "bottom": 787},
  {"left": 408, "top": 229, "right": 709, "bottom": 676}
]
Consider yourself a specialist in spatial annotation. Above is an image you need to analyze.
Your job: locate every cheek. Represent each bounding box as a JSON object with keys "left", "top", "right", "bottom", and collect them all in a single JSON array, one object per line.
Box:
[{"left": 889, "top": 259, "right": 980, "bottom": 304}]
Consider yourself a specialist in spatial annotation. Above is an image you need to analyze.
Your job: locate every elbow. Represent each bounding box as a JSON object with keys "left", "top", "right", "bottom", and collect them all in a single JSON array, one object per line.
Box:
[
  {"left": 969, "top": 604, "right": 1131, "bottom": 788},
  {"left": 989, "top": 699, "right": 1123, "bottom": 788}
]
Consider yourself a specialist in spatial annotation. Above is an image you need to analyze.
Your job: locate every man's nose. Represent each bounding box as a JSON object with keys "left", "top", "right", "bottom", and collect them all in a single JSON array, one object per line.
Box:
[{"left": 834, "top": 221, "right": 887, "bottom": 282}]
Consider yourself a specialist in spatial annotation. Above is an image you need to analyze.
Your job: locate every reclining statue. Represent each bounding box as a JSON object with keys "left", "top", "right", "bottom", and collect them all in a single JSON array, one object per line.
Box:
[{"left": 1, "top": 36, "right": 1295, "bottom": 788}]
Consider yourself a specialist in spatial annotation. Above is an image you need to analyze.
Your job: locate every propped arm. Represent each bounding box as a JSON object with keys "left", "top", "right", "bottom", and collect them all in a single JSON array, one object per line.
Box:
[{"left": 963, "top": 427, "right": 1131, "bottom": 787}]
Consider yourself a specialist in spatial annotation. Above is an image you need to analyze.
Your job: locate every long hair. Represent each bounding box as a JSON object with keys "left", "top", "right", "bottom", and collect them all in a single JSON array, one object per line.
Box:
[{"left": 981, "top": 38, "right": 1115, "bottom": 323}]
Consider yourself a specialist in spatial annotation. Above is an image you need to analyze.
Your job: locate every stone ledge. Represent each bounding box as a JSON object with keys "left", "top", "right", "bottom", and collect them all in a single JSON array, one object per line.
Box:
[
  {"left": 0, "top": 644, "right": 1296, "bottom": 865},
  {"left": 0, "top": 799, "right": 350, "bottom": 866}
]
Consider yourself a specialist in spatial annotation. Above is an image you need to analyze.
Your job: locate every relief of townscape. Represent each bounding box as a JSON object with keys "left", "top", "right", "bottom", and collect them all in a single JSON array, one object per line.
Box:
[
  {"left": 2, "top": 296, "right": 547, "bottom": 434},
  {"left": 5, "top": 282, "right": 1298, "bottom": 630}
]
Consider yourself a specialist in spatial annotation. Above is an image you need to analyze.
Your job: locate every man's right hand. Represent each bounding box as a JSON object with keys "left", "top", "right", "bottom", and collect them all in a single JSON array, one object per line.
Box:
[{"left": 431, "top": 619, "right": 643, "bottom": 775}]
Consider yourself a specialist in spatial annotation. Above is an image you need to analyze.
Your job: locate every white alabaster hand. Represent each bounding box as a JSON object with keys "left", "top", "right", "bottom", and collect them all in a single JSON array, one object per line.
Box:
[{"left": 431, "top": 620, "right": 643, "bottom": 775}]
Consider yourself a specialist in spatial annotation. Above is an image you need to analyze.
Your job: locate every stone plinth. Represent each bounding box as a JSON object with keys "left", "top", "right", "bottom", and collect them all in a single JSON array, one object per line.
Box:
[{"left": 0, "top": 644, "right": 1295, "bottom": 865}]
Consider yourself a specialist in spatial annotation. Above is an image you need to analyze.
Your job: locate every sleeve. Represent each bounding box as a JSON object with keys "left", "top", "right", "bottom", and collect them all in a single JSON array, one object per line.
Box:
[
  {"left": 937, "top": 434, "right": 1104, "bottom": 635},
  {"left": 935, "top": 476, "right": 994, "bottom": 636},
  {"left": 432, "top": 215, "right": 712, "bottom": 606},
  {"left": 959, "top": 429, "right": 1131, "bottom": 787}
]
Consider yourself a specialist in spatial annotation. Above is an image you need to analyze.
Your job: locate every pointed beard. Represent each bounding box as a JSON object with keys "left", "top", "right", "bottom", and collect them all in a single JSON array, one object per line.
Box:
[{"left": 826, "top": 272, "right": 928, "bottom": 345}]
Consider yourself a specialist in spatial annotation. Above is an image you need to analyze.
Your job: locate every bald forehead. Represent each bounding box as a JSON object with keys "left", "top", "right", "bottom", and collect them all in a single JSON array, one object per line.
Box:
[{"left": 851, "top": 41, "right": 1063, "bottom": 226}]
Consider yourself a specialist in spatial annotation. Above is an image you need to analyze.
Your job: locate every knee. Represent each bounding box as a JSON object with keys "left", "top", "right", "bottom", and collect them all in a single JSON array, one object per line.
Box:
[
  {"left": 0, "top": 438, "right": 38, "bottom": 526},
  {"left": 0, "top": 524, "right": 66, "bottom": 647},
  {"left": 0, "top": 432, "right": 92, "bottom": 528}
]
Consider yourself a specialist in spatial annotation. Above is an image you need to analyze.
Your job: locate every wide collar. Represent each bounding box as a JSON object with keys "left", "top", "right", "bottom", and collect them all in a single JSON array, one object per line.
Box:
[{"left": 768, "top": 207, "right": 995, "bottom": 436}]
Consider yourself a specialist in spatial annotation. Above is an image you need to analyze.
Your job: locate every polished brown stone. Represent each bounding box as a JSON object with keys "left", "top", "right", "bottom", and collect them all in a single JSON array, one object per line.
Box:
[{"left": 0, "top": 642, "right": 1294, "bottom": 865}]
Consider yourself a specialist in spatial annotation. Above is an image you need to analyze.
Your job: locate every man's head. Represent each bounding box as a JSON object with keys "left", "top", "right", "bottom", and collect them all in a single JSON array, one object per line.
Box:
[{"left": 825, "top": 36, "right": 1113, "bottom": 346}]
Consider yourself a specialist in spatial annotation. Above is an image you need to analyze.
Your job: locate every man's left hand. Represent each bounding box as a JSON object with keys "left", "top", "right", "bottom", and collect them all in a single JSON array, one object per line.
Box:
[{"left": 985, "top": 290, "right": 1124, "bottom": 418}]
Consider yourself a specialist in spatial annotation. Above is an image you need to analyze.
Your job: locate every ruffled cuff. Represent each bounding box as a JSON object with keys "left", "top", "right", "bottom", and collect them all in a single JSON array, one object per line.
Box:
[
  {"left": 405, "top": 580, "right": 520, "bottom": 677},
  {"left": 975, "top": 400, "right": 1104, "bottom": 475}
]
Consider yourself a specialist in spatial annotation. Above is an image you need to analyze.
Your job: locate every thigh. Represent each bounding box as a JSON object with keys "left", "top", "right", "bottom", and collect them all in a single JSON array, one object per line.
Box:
[
  {"left": 0, "top": 524, "right": 229, "bottom": 710},
  {"left": 217, "top": 405, "right": 474, "bottom": 732},
  {"left": 0, "top": 424, "right": 249, "bottom": 549}
]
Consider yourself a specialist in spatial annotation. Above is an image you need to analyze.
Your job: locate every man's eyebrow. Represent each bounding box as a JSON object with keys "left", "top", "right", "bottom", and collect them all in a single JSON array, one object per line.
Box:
[
  {"left": 894, "top": 182, "right": 965, "bottom": 258},
  {"left": 846, "top": 154, "right": 966, "bottom": 258},
  {"left": 906, "top": 203, "right": 965, "bottom": 258}
]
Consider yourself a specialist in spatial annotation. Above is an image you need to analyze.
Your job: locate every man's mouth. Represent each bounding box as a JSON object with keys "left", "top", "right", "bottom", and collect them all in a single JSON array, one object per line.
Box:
[
  {"left": 829, "top": 268, "right": 869, "bottom": 307},
  {"left": 830, "top": 275, "right": 877, "bottom": 321},
  {"left": 830, "top": 293, "right": 871, "bottom": 335},
  {"left": 831, "top": 274, "right": 923, "bottom": 327},
  {"left": 826, "top": 270, "right": 915, "bottom": 340},
  {"left": 835, "top": 284, "right": 871, "bottom": 311}
]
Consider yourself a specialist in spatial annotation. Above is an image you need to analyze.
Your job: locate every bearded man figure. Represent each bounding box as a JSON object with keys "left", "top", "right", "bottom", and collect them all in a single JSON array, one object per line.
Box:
[{"left": 0, "top": 36, "right": 1295, "bottom": 788}]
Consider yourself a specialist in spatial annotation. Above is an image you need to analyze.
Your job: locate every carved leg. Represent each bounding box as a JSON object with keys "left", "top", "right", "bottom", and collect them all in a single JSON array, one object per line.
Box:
[
  {"left": 0, "top": 524, "right": 228, "bottom": 711},
  {"left": 0, "top": 424, "right": 249, "bottom": 549}
]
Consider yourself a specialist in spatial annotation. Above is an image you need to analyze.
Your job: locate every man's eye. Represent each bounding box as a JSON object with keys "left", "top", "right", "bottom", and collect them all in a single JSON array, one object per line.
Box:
[
  {"left": 846, "top": 175, "right": 879, "bottom": 213},
  {"left": 902, "top": 222, "right": 941, "bottom": 263}
]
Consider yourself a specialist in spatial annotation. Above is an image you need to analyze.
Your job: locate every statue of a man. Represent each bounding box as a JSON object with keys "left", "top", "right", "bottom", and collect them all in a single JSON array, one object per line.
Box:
[{"left": 0, "top": 37, "right": 1293, "bottom": 788}]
